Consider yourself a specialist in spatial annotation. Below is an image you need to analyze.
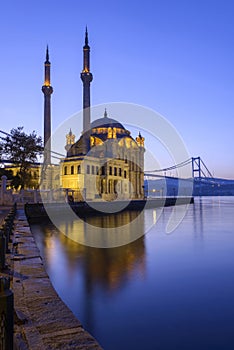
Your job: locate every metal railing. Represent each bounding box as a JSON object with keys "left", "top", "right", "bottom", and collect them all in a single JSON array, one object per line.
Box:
[{"left": 0, "top": 203, "right": 16, "bottom": 350}]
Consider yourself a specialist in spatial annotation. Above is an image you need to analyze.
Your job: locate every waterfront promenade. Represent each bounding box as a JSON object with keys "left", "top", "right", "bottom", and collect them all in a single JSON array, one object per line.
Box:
[{"left": 2, "top": 206, "right": 102, "bottom": 349}]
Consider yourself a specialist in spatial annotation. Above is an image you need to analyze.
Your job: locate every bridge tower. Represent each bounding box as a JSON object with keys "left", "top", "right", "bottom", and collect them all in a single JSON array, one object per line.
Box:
[
  {"left": 192, "top": 157, "right": 201, "bottom": 179},
  {"left": 192, "top": 157, "right": 213, "bottom": 179}
]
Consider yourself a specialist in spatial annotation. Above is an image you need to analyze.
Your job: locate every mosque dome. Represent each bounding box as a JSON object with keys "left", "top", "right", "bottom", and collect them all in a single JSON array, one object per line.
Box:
[
  {"left": 91, "top": 116, "right": 125, "bottom": 130},
  {"left": 66, "top": 111, "right": 135, "bottom": 157}
]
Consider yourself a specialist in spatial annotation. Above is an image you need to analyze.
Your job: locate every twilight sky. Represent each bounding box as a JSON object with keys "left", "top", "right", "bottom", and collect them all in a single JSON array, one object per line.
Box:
[{"left": 0, "top": 0, "right": 233, "bottom": 178}]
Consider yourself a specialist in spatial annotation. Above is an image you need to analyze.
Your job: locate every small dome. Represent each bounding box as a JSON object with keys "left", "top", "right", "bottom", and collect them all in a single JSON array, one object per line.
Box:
[{"left": 67, "top": 133, "right": 89, "bottom": 157}]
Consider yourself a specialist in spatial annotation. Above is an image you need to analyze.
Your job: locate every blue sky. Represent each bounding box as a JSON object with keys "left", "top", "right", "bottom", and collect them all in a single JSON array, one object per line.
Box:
[{"left": 0, "top": 0, "right": 233, "bottom": 178}]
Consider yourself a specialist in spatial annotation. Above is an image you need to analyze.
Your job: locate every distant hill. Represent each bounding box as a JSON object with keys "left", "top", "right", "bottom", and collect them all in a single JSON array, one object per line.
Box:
[{"left": 144, "top": 177, "right": 234, "bottom": 197}]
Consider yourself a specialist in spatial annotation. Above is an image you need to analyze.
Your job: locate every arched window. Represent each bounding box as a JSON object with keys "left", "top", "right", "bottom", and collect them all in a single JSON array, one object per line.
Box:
[
  {"left": 64, "top": 166, "right": 67, "bottom": 175},
  {"left": 71, "top": 165, "right": 74, "bottom": 174},
  {"left": 77, "top": 165, "right": 81, "bottom": 174}
]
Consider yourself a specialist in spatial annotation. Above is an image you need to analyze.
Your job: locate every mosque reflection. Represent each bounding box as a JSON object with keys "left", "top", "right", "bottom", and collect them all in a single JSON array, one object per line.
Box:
[
  {"left": 40, "top": 210, "right": 148, "bottom": 292},
  {"left": 52, "top": 208, "right": 146, "bottom": 248}
]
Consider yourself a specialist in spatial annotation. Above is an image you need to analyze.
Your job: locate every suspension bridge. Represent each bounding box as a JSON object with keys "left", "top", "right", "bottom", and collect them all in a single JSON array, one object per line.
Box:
[
  {"left": 144, "top": 157, "right": 234, "bottom": 196},
  {"left": 144, "top": 156, "right": 213, "bottom": 180}
]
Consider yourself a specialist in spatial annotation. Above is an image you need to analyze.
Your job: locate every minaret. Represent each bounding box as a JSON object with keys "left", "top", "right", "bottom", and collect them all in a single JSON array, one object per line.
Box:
[
  {"left": 42, "top": 46, "right": 53, "bottom": 165},
  {"left": 65, "top": 129, "right": 76, "bottom": 151},
  {"left": 80, "top": 27, "right": 93, "bottom": 133}
]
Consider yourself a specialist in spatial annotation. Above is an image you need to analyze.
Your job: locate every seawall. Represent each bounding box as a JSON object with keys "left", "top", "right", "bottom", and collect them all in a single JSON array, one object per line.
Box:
[
  {"left": 25, "top": 197, "right": 194, "bottom": 221},
  {"left": 12, "top": 209, "right": 102, "bottom": 349}
]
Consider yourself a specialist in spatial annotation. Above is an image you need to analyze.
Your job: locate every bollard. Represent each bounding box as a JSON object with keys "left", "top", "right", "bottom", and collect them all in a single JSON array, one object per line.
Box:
[
  {"left": 5, "top": 216, "right": 14, "bottom": 224},
  {"left": 3, "top": 221, "right": 13, "bottom": 235},
  {"left": 4, "top": 214, "right": 15, "bottom": 245},
  {"left": 13, "top": 203, "right": 17, "bottom": 215},
  {"left": 1, "top": 227, "right": 10, "bottom": 254},
  {"left": 3, "top": 220, "right": 14, "bottom": 238},
  {"left": 0, "top": 233, "right": 6, "bottom": 271},
  {"left": 0, "top": 277, "right": 13, "bottom": 350},
  {"left": 5, "top": 216, "right": 13, "bottom": 224}
]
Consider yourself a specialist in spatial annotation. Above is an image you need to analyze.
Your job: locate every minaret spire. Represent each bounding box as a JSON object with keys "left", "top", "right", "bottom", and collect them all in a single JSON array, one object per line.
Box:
[
  {"left": 46, "top": 45, "right": 49, "bottom": 62},
  {"left": 81, "top": 27, "right": 93, "bottom": 133},
  {"left": 42, "top": 45, "right": 53, "bottom": 165},
  {"left": 85, "top": 26, "right": 88, "bottom": 46}
]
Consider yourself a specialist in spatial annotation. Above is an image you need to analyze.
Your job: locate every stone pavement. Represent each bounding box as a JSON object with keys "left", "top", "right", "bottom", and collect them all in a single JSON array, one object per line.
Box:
[{"left": 11, "top": 210, "right": 103, "bottom": 349}]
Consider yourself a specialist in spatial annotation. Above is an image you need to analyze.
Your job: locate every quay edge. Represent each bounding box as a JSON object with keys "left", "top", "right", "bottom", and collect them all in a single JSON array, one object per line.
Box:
[{"left": 24, "top": 197, "right": 194, "bottom": 221}]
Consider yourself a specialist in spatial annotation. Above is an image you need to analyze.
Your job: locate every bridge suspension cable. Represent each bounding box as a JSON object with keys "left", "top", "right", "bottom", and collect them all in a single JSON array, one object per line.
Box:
[
  {"left": 145, "top": 158, "right": 192, "bottom": 173},
  {"left": 145, "top": 156, "right": 214, "bottom": 181}
]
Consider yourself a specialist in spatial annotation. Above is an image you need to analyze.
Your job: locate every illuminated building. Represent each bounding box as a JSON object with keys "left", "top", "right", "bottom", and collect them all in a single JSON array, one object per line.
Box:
[{"left": 60, "top": 29, "right": 145, "bottom": 201}]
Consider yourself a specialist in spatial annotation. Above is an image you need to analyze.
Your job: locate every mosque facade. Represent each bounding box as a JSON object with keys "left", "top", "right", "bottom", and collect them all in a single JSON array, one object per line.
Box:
[{"left": 61, "top": 111, "right": 145, "bottom": 201}]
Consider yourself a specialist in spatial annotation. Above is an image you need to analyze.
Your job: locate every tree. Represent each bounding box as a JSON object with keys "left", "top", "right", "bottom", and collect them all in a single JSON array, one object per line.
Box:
[
  {"left": 0, "top": 127, "right": 43, "bottom": 188},
  {"left": 0, "top": 168, "right": 21, "bottom": 189}
]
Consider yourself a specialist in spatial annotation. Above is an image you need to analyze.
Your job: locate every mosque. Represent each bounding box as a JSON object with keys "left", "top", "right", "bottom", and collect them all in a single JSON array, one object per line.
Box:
[{"left": 42, "top": 29, "right": 145, "bottom": 201}]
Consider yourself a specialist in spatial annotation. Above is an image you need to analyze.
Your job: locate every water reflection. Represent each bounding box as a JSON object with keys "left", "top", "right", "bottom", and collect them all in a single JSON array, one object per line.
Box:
[
  {"left": 81, "top": 236, "right": 147, "bottom": 331},
  {"left": 46, "top": 208, "right": 149, "bottom": 248},
  {"left": 192, "top": 197, "right": 204, "bottom": 237},
  {"left": 31, "top": 199, "right": 234, "bottom": 350},
  {"left": 38, "top": 211, "right": 147, "bottom": 288},
  {"left": 33, "top": 210, "right": 147, "bottom": 337}
]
